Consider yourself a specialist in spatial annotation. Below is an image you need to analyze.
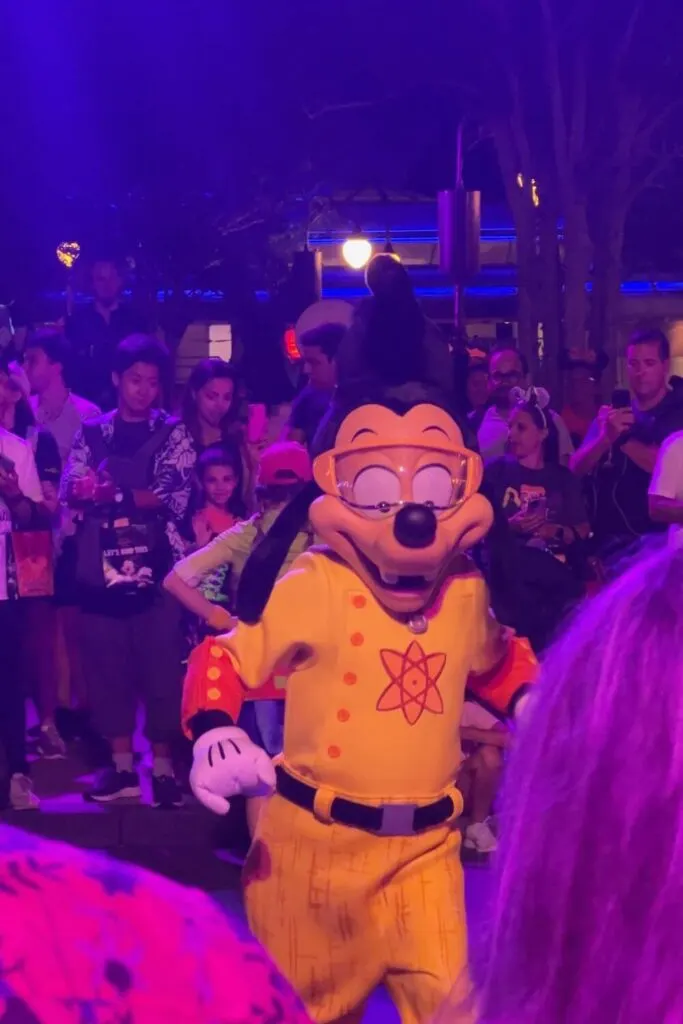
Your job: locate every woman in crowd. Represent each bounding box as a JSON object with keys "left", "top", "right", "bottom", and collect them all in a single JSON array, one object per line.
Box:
[
  {"left": 182, "top": 358, "right": 258, "bottom": 512},
  {"left": 440, "top": 544, "right": 683, "bottom": 1024},
  {"left": 484, "top": 386, "right": 589, "bottom": 650}
]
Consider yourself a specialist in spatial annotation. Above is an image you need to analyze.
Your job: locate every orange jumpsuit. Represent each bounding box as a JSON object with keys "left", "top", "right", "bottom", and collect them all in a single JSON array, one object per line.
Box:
[{"left": 183, "top": 550, "right": 534, "bottom": 1024}]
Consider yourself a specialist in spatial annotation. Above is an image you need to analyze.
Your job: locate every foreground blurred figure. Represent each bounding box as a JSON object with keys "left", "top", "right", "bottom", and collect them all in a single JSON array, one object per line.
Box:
[
  {"left": 439, "top": 543, "right": 683, "bottom": 1024},
  {"left": 0, "top": 824, "right": 311, "bottom": 1022}
]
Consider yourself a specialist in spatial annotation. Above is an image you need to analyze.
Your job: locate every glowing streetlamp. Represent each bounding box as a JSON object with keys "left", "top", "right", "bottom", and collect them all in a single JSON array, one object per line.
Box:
[{"left": 342, "top": 236, "right": 373, "bottom": 270}]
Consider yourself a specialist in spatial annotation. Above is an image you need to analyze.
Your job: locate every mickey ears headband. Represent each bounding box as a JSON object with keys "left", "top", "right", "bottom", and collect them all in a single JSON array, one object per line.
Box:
[
  {"left": 510, "top": 385, "right": 550, "bottom": 410},
  {"left": 510, "top": 386, "right": 551, "bottom": 427}
]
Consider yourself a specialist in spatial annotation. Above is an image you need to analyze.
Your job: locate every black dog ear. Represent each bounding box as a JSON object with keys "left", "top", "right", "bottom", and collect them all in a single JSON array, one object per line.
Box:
[{"left": 235, "top": 481, "right": 320, "bottom": 625}]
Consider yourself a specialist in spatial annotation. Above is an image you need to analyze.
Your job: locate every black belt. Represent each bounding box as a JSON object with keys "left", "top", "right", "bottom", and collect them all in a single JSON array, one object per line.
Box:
[{"left": 275, "top": 765, "right": 455, "bottom": 837}]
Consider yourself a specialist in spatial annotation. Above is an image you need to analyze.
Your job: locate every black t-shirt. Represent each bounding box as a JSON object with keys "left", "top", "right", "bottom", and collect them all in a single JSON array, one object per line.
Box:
[
  {"left": 485, "top": 457, "right": 588, "bottom": 539},
  {"left": 588, "top": 389, "right": 683, "bottom": 544},
  {"left": 287, "top": 386, "right": 333, "bottom": 451},
  {"left": 110, "top": 419, "right": 152, "bottom": 459}
]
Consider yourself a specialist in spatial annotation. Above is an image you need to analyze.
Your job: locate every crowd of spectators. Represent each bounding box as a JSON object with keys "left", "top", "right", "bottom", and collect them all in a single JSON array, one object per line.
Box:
[{"left": 2, "top": 273, "right": 682, "bottom": 862}]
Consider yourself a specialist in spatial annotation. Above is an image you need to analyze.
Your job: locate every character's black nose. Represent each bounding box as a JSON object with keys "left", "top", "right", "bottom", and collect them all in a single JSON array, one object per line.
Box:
[{"left": 393, "top": 504, "right": 437, "bottom": 549}]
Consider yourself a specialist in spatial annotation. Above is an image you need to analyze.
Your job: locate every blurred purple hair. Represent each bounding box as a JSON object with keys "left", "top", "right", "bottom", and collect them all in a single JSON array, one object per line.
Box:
[{"left": 443, "top": 544, "right": 683, "bottom": 1023}]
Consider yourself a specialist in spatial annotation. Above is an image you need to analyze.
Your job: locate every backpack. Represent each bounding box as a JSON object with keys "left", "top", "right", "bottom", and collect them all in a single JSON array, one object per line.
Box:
[{"left": 74, "top": 418, "right": 177, "bottom": 591}]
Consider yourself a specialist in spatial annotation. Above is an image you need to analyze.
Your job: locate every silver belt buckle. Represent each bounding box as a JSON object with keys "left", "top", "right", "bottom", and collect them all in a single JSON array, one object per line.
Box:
[{"left": 376, "top": 803, "right": 418, "bottom": 837}]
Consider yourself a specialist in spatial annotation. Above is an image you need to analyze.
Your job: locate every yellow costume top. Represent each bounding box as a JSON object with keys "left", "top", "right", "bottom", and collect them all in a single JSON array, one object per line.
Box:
[{"left": 183, "top": 548, "right": 530, "bottom": 802}]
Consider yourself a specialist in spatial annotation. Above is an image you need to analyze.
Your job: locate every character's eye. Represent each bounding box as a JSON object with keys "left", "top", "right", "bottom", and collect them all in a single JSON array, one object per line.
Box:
[
  {"left": 352, "top": 465, "right": 401, "bottom": 517},
  {"left": 412, "top": 464, "right": 455, "bottom": 509}
]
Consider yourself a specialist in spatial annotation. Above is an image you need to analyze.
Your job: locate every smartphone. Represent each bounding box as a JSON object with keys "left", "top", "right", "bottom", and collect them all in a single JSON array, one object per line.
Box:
[
  {"left": 0, "top": 454, "right": 15, "bottom": 474},
  {"left": 247, "top": 403, "right": 268, "bottom": 445},
  {"left": 611, "top": 388, "right": 631, "bottom": 409}
]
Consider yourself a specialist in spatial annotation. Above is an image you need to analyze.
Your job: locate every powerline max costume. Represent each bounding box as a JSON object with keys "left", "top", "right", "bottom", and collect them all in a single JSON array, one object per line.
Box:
[{"left": 182, "top": 260, "right": 536, "bottom": 1023}]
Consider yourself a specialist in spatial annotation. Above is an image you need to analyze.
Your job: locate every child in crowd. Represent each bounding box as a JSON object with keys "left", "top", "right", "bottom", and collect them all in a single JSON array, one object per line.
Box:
[
  {"left": 165, "top": 440, "right": 313, "bottom": 752},
  {"left": 183, "top": 447, "right": 246, "bottom": 631},
  {"left": 191, "top": 446, "right": 245, "bottom": 547},
  {"left": 458, "top": 699, "right": 510, "bottom": 855}
]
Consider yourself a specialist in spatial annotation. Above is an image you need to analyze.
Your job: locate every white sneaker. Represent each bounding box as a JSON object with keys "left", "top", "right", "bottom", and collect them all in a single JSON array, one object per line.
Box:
[
  {"left": 38, "top": 722, "right": 67, "bottom": 759},
  {"left": 9, "top": 773, "right": 40, "bottom": 811},
  {"left": 464, "top": 819, "right": 497, "bottom": 854}
]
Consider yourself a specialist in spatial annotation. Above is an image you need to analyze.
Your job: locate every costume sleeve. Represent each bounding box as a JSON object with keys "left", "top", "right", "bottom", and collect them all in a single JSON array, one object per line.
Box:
[
  {"left": 174, "top": 520, "right": 255, "bottom": 585},
  {"left": 466, "top": 575, "right": 537, "bottom": 720},
  {"left": 182, "top": 551, "right": 329, "bottom": 738}
]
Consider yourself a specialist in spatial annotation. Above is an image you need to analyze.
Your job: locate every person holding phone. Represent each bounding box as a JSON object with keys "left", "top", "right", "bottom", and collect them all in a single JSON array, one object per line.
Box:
[
  {"left": 484, "top": 387, "right": 589, "bottom": 650},
  {"left": 570, "top": 329, "right": 683, "bottom": 561}
]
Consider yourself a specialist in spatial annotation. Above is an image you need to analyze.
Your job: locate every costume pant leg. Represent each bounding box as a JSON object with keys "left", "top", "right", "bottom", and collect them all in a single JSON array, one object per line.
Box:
[
  {"left": 381, "top": 829, "right": 471, "bottom": 1023},
  {"left": 243, "top": 793, "right": 468, "bottom": 1024},
  {"left": 243, "top": 795, "right": 384, "bottom": 1023}
]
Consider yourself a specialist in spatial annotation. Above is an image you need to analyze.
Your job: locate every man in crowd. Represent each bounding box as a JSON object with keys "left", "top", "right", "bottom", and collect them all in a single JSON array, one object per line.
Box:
[
  {"left": 24, "top": 327, "right": 100, "bottom": 462},
  {"left": 66, "top": 258, "right": 148, "bottom": 410},
  {"left": 571, "top": 328, "right": 683, "bottom": 558},
  {"left": 61, "top": 335, "right": 195, "bottom": 808},
  {"left": 477, "top": 343, "right": 574, "bottom": 464},
  {"left": 284, "top": 323, "right": 344, "bottom": 450},
  {"left": 24, "top": 326, "right": 101, "bottom": 753}
]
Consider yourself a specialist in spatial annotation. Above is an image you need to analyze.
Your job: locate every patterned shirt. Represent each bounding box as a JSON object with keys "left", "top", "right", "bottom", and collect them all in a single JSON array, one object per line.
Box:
[
  {"left": 60, "top": 409, "right": 196, "bottom": 561},
  {"left": 0, "top": 825, "right": 312, "bottom": 1023}
]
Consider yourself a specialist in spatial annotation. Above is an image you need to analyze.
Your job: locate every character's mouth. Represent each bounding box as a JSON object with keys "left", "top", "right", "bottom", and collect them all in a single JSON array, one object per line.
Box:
[{"left": 342, "top": 534, "right": 436, "bottom": 593}]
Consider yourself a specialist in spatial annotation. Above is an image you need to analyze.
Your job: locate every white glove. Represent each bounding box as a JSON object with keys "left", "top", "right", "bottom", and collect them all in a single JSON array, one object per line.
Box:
[{"left": 189, "top": 727, "right": 276, "bottom": 816}]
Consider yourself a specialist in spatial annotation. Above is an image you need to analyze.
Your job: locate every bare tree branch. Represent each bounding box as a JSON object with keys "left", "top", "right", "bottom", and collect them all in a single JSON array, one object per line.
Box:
[{"left": 304, "top": 98, "right": 391, "bottom": 120}]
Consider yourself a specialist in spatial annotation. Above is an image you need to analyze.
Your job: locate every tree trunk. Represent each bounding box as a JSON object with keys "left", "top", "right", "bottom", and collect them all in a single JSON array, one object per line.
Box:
[{"left": 562, "top": 201, "right": 592, "bottom": 355}]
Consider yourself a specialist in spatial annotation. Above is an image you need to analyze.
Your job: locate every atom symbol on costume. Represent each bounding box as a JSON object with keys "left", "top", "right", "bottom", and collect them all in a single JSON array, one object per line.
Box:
[{"left": 376, "top": 641, "right": 446, "bottom": 725}]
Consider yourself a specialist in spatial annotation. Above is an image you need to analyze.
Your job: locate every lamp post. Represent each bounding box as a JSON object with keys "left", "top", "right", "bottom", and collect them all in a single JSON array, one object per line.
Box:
[{"left": 438, "top": 123, "right": 480, "bottom": 344}]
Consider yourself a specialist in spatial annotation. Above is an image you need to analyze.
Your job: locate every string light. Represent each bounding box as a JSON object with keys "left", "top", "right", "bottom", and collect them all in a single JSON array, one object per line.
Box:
[
  {"left": 515, "top": 174, "right": 540, "bottom": 208},
  {"left": 56, "top": 242, "right": 81, "bottom": 269},
  {"left": 342, "top": 236, "right": 373, "bottom": 270}
]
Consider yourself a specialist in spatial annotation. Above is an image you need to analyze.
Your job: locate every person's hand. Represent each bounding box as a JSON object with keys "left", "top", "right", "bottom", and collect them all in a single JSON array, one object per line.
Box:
[
  {"left": 509, "top": 509, "right": 546, "bottom": 535},
  {"left": 71, "top": 471, "right": 97, "bottom": 502},
  {"left": 206, "top": 605, "right": 235, "bottom": 633},
  {"left": 602, "top": 406, "right": 635, "bottom": 445},
  {"left": 0, "top": 466, "right": 21, "bottom": 501},
  {"left": 92, "top": 472, "right": 117, "bottom": 505},
  {"left": 193, "top": 513, "right": 214, "bottom": 549},
  {"left": 189, "top": 727, "right": 276, "bottom": 815}
]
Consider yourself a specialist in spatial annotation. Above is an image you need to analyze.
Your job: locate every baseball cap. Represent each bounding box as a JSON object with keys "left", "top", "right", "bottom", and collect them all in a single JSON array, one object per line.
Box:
[{"left": 258, "top": 441, "right": 312, "bottom": 487}]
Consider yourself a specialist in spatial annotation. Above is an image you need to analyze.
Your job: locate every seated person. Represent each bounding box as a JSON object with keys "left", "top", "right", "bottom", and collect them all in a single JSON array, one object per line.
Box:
[{"left": 458, "top": 699, "right": 510, "bottom": 855}]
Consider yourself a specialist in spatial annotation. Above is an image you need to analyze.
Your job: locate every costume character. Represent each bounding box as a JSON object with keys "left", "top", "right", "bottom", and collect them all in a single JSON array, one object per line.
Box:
[{"left": 182, "top": 256, "right": 537, "bottom": 1024}]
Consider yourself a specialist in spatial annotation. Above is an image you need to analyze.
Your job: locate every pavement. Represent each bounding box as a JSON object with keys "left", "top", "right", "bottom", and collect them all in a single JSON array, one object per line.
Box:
[{"left": 1, "top": 748, "right": 493, "bottom": 1023}]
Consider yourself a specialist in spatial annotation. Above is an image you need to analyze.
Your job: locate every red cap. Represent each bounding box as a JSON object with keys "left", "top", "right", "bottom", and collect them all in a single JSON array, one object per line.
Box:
[{"left": 258, "top": 441, "right": 312, "bottom": 487}]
